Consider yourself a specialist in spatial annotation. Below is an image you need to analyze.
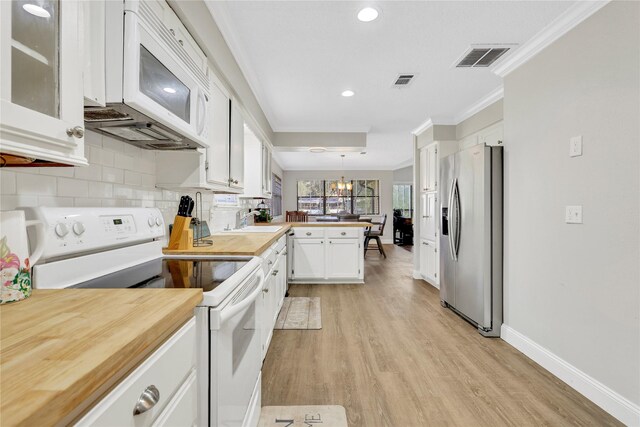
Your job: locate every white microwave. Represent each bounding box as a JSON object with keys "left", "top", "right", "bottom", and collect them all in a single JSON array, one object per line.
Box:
[{"left": 85, "top": 0, "right": 210, "bottom": 150}]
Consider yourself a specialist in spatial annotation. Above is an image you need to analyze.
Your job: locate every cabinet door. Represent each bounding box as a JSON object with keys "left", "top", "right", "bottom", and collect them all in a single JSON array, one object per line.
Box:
[
  {"left": 261, "top": 143, "right": 272, "bottom": 196},
  {"left": 421, "top": 239, "right": 438, "bottom": 281},
  {"left": 419, "top": 147, "right": 428, "bottom": 192},
  {"left": 426, "top": 144, "right": 438, "bottom": 191},
  {"left": 206, "top": 82, "right": 230, "bottom": 186},
  {"left": 423, "top": 193, "right": 437, "bottom": 240},
  {"left": 0, "top": 0, "right": 87, "bottom": 166},
  {"left": 326, "top": 239, "right": 359, "bottom": 279},
  {"left": 229, "top": 101, "right": 244, "bottom": 190},
  {"left": 292, "top": 238, "right": 325, "bottom": 279}
]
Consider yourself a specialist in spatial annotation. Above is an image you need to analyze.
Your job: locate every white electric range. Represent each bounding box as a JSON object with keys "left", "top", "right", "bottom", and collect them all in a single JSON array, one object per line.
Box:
[{"left": 22, "top": 207, "right": 264, "bottom": 427}]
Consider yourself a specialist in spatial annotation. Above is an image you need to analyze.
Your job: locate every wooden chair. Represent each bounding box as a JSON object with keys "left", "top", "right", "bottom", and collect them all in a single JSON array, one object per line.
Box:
[
  {"left": 364, "top": 214, "right": 387, "bottom": 258},
  {"left": 286, "top": 211, "right": 308, "bottom": 222}
]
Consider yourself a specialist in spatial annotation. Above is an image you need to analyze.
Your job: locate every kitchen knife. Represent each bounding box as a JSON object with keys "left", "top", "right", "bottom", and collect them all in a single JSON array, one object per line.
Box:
[
  {"left": 178, "top": 196, "right": 188, "bottom": 216},
  {"left": 187, "top": 198, "right": 194, "bottom": 217}
]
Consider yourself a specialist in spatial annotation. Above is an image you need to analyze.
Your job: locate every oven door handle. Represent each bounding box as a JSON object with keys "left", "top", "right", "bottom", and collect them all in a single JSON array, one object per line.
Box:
[{"left": 218, "top": 269, "right": 265, "bottom": 325}]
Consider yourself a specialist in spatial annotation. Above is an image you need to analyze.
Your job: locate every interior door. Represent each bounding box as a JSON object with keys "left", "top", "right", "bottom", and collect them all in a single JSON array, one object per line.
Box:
[
  {"left": 292, "top": 238, "right": 325, "bottom": 279},
  {"left": 453, "top": 145, "right": 490, "bottom": 327}
]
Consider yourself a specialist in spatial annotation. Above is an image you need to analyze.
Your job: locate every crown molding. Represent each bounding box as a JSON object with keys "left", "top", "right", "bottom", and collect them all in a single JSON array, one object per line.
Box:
[
  {"left": 411, "top": 117, "right": 457, "bottom": 136},
  {"left": 454, "top": 85, "right": 504, "bottom": 124},
  {"left": 492, "top": 1, "right": 610, "bottom": 77}
]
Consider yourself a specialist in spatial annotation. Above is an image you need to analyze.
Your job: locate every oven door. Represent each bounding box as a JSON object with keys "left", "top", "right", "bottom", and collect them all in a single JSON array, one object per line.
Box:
[
  {"left": 122, "top": 11, "right": 208, "bottom": 145},
  {"left": 210, "top": 269, "right": 264, "bottom": 426}
]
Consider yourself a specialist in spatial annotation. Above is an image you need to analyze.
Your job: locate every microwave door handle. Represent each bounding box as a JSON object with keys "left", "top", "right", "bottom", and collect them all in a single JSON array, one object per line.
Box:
[{"left": 218, "top": 269, "right": 265, "bottom": 324}]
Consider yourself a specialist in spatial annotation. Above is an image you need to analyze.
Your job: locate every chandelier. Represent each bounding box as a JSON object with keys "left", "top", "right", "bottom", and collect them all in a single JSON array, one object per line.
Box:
[{"left": 332, "top": 155, "right": 352, "bottom": 192}]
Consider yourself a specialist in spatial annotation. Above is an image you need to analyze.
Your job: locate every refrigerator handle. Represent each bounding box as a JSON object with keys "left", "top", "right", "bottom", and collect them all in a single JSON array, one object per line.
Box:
[
  {"left": 452, "top": 179, "right": 461, "bottom": 260},
  {"left": 448, "top": 178, "right": 458, "bottom": 261}
]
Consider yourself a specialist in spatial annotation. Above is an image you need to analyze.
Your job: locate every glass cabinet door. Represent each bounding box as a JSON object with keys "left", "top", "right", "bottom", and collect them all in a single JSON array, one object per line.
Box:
[{"left": 10, "top": 0, "right": 59, "bottom": 118}]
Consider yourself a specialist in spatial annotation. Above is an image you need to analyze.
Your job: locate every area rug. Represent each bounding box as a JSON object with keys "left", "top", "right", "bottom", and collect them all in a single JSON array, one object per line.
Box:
[
  {"left": 259, "top": 405, "right": 347, "bottom": 427},
  {"left": 274, "top": 297, "right": 322, "bottom": 330}
]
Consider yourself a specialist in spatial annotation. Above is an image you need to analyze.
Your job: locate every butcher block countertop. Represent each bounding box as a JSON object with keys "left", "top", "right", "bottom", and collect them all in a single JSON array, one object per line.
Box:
[
  {"left": 162, "top": 221, "right": 370, "bottom": 257},
  {"left": 0, "top": 289, "right": 202, "bottom": 427}
]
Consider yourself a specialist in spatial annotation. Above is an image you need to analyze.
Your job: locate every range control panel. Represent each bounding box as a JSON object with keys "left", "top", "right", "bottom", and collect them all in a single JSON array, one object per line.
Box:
[{"left": 21, "top": 207, "right": 166, "bottom": 261}]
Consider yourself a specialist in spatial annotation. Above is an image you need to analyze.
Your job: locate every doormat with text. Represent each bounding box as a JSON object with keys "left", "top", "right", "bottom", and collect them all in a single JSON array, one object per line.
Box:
[{"left": 259, "top": 405, "right": 347, "bottom": 427}]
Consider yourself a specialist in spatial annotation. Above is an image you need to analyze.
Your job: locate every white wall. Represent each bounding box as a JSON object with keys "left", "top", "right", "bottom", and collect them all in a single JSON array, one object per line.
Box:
[
  {"left": 393, "top": 166, "right": 413, "bottom": 183},
  {"left": 283, "top": 169, "right": 393, "bottom": 243},
  {"left": 503, "top": 0, "right": 639, "bottom": 419}
]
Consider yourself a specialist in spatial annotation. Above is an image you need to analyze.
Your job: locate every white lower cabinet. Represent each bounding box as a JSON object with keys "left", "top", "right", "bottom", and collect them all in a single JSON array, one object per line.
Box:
[
  {"left": 76, "top": 318, "right": 197, "bottom": 427},
  {"left": 326, "top": 239, "right": 360, "bottom": 279},
  {"left": 291, "top": 238, "right": 326, "bottom": 279},
  {"left": 260, "top": 236, "right": 287, "bottom": 360},
  {"left": 289, "top": 227, "right": 364, "bottom": 284},
  {"left": 420, "top": 239, "right": 438, "bottom": 285}
]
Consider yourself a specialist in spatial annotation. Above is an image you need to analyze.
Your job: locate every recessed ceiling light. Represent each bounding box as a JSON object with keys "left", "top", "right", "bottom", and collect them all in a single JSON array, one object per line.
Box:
[
  {"left": 23, "top": 4, "right": 50, "bottom": 18},
  {"left": 357, "top": 7, "right": 379, "bottom": 22},
  {"left": 341, "top": 90, "right": 355, "bottom": 97},
  {"left": 163, "top": 87, "right": 177, "bottom": 94},
  {"left": 309, "top": 147, "right": 327, "bottom": 153}
]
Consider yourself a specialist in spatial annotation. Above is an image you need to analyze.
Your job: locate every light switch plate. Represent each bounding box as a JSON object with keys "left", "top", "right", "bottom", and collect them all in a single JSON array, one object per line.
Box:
[
  {"left": 565, "top": 205, "right": 583, "bottom": 224},
  {"left": 569, "top": 136, "right": 583, "bottom": 157}
]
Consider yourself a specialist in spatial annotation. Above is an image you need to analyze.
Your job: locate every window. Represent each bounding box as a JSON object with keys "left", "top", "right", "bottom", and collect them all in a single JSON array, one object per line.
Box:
[
  {"left": 271, "top": 173, "right": 282, "bottom": 217},
  {"left": 296, "top": 179, "right": 380, "bottom": 215},
  {"left": 393, "top": 184, "right": 413, "bottom": 217}
]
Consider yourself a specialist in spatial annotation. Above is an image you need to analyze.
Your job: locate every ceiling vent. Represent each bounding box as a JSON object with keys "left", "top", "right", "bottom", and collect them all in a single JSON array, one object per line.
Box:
[
  {"left": 393, "top": 74, "right": 415, "bottom": 87},
  {"left": 454, "top": 44, "right": 516, "bottom": 68}
]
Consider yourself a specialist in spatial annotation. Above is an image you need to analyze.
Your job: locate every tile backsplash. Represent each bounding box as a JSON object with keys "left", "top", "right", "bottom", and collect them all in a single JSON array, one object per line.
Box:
[{"left": 0, "top": 131, "right": 220, "bottom": 236}]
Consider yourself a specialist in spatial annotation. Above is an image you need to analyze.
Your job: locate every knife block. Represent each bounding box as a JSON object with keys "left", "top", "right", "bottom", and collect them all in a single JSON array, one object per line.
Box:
[{"left": 168, "top": 215, "right": 193, "bottom": 250}]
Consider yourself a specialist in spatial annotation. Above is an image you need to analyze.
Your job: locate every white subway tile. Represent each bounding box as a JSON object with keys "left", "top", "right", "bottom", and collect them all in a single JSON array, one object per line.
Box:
[
  {"left": 101, "top": 199, "right": 118, "bottom": 207},
  {"left": 38, "top": 196, "right": 74, "bottom": 207},
  {"left": 139, "top": 157, "right": 155, "bottom": 175},
  {"left": 74, "top": 164, "right": 102, "bottom": 181},
  {"left": 140, "top": 174, "right": 155, "bottom": 188},
  {"left": 124, "top": 170, "right": 142, "bottom": 186},
  {"left": 84, "top": 131, "right": 103, "bottom": 147},
  {"left": 124, "top": 143, "right": 142, "bottom": 156},
  {"left": 1, "top": 195, "right": 38, "bottom": 210},
  {"left": 90, "top": 147, "right": 115, "bottom": 167},
  {"left": 1, "top": 170, "right": 16, "bottom": 194},
  {"left": 102, "top": 167, "right": 124, "bottom": 183},
  {"left": 74, "top": 197, "right": 103, "bottom": 207},
  {"left": 113, "top": 185, "right": 134, "bottom": 199},
  {"left": 16, "top": 173, "right": 57, "bottom": 196},
  {"left": 115, "top": 152, "right": 134, "bottom": 171},
  {"left": 103, "top": 138, "right": 124, "bottom": 153},
  {"left": 88, "top": 182, "right": 113, "bottom": 198},
  {"left": 39, "top": 167, "right": 75, "bottom": 178},
  {"left": 58, "top": 178, "right": 89, "bottom": 198}
]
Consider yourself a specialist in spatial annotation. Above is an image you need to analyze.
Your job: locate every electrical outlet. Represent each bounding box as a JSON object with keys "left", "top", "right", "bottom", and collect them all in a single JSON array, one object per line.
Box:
[
  {"left": 569, "top": 136, "right": 583, "bottom": 157},
  {"left": 565, "top": 205, "right": 583, "bottom": 224}
]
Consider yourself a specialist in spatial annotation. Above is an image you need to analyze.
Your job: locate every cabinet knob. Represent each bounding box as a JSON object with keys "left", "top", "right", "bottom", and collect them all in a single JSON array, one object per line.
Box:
[
  {"left": 341, "top": 232, "right": 346, "bottom": 236},
  {"left": 178, "top": 39, "right": 184, "bottom": 46},
  {"left": 272, "top": 270, "right": 278, "bottom": 276},
  {"left": 169, "top": 28, "right": 175, "bottom": 36},
  {"left": 263, "top": 288, "right": 269, "bottom": 293},
  {"left": 66, "top": 126, "right": 84, "bottom": 138},
  {"left": 306, "top": 232, "right": 312, "bottom": 236},
  {"left": 133, "top": 385, "right": 160, "bottom": 416}
]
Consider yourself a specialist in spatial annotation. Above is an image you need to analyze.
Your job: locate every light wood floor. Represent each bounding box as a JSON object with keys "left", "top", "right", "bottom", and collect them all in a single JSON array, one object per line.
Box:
[{"left": 262, "top": 245, "right": 621, "bottom": 426}]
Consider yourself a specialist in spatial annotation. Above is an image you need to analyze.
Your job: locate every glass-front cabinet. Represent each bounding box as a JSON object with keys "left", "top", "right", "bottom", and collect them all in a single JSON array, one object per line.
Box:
[{"left": 0, "top": 0, "right": 87, "bottom": 166}]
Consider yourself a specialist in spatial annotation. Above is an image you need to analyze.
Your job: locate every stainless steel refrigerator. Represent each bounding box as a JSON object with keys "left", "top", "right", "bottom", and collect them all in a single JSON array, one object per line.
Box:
[{"left": 439, "top": 144, "right": 503, "bottom": 337}]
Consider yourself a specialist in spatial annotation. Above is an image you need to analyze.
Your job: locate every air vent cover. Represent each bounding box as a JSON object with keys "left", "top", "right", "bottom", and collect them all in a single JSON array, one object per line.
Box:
[
  {"left": 393, "top": 74, "right": 415, "bottom": 86},
  {"left": 455, "top": 45, "right": 515, "bottom": 68}
]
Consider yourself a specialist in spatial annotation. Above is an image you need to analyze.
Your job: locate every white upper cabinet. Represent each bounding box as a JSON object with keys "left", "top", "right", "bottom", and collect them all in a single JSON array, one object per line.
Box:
[
  {"left": 419, "top": 146, "right": 428, "bottom": 192},
  {"left": 426, "top": 143, "right": 438, "bottom": 191},
  {"left": 206, "top": 80, "right": 231, "bottom": 187},
  {"left": 242, "top": 123, "right": 273, "bottom": 199},
  {"left": 229, "top": 101, "right": 244, "bottom": 190},
  {"left": 478, "top": 122, "right": 503, "bottom": 146},
  {"left": 0, "top": 0, "right": 87, "bottom": 166}
]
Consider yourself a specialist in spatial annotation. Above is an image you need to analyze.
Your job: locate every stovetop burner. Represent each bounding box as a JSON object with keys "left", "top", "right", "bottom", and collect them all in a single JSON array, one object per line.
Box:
[{"left": 73, "top": 257, "right": 250, "bottom": 293}]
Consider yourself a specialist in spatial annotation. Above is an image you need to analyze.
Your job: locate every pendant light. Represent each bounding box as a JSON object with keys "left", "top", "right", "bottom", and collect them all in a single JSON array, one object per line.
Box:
[{"left": 337, "top": 155, "right": 352, "bottom": 192}]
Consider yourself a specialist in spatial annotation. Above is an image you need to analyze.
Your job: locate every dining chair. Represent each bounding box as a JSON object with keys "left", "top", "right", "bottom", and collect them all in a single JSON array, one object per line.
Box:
[
  {"left": 364, "top": 214, "right": 387, "bottom": 258},
  {"left": 286, "top": 211, "right": 308, "bottom": 222}
]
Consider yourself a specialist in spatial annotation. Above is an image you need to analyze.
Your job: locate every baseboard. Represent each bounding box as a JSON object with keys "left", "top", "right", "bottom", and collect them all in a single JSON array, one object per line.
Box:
[
  {"left": 501, "top": 324, "right": 640, "bottom": 426},
  {"left": 412, "top": 270, "right": 421, "bottom": 280}
]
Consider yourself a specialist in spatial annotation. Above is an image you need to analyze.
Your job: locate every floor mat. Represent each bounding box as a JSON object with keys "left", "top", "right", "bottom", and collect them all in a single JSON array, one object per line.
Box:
[
  {"left": 274, "top": 297, "right": 321, "bottom": 330},
  {"left": 259, "top": 405, "right": 347, "bottom": 427}
]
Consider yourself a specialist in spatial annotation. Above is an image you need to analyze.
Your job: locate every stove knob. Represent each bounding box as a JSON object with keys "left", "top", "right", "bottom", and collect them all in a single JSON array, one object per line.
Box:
[
  {"left": 155, "top": 217, "right": 162, "bottom": 227},
  {"left": 148, "top": 217, "right": 155, "bottom": 227},
  {"left": 55, "top": 223, "right": 69, "bottom": 237},
  {"left": 72, "top": 222, "right": 86, "bottom": 236}
]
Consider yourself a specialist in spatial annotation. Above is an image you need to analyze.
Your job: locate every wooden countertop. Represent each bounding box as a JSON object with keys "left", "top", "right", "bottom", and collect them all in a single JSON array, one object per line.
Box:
[
  {"left": 162, "top": 221, "right": 371, "bottom": 257},
  {"left": 0, "top": 289, "right": 202, "bottom": 427},
  {"left": 163, "top": 224, "right": 292, "bottom": 256}
]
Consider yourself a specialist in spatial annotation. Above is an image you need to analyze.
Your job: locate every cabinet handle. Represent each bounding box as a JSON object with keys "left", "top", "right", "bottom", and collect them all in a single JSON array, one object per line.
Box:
[
  {"left": 178, "top": 39, "right": 184, "bottom": 46},
  {"left": 272, "top": 270, "right": 278, "bottom": 276},
  {"left": 234, "top": 180, "right": 239, "bottom": 184},
  {"left": 66, "top": 126, "right": 84, "bottom": 138},
  {"left": 341, "top": 231, "right": 346, "bottom": 236},
  {"left": 306, "top": 232, "right": 312, "bottom": 236},
  {"left": 169, "top": 28, "right": 175, "bottom": 36},
  {"left": 268, "top": 260, "right": 273, "bottom": 265},
  {"left": 133, "top": 385, "right": 160, "bottom": 416},
  {"left": 423, "top": 242, "right": 428, "bottom": 245},
  {"left": 263, "top": 288, "right": 269, "bottom": 293}
]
